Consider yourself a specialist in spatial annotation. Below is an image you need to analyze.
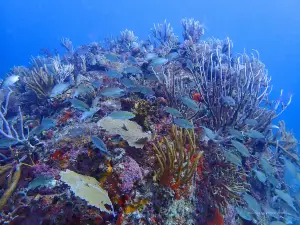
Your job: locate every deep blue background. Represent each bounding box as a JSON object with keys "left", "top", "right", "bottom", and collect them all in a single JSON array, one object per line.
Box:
[{"left": 1, "top": 0, "right": 300, "bottom": 138}]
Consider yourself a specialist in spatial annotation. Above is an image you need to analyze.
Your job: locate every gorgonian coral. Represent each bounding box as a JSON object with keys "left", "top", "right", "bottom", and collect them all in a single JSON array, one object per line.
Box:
[
  {"left": 152, "top": 124, "right": 203, "bottom": 189},
  {"left": 196, "top": 143, "right": 249, "bottom": 211}
]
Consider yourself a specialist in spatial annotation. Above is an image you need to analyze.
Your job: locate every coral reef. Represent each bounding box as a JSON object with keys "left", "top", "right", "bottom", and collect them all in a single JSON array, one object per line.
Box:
[{"left": 0, "top": 18, "right": 298, "bottom": 225}]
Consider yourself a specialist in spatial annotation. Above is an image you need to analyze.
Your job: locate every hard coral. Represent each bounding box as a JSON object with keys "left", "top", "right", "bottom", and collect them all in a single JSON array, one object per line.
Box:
[{"left": 115, "top": 156, "right": 143, "bottom": 194}]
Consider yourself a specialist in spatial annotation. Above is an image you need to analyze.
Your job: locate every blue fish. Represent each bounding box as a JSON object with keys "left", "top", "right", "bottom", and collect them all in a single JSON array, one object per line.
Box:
[
  {"left": 50, "top": 83, "right": 70, "bottom": 98},
  {"left": 173, "top": 119, "right": 194, "bottom": 129},
  {"left": 27, "top": 176, "right": 56, "bottom": 191},
  {"left": 91, "top": 80, "right": 103, "bottom": 88},
  {"left": 104, "top": 53, "right": 119, "bottom": 62},
  {"left": 181, "top": 97, "right": 199, "bottom": 112},
  {"left": 165, "top": 107, "right": 183, "bottom": 118},
  {"left": 145, "top": 53, "right": 157, "bottom": 60},
  {"left": 100, "top": 87, "right": 125, "bottom": 98},
  {"left": 106, "top": 70, "right": 123, "bottom": 79},
  {"left": 127, "top": 56, "right": 137, "bottom": 64},
  {"left": 108, "top": 111, "right": 135, "bottom": 120},
  {"left": 41, "top": 118, "right": 56, "bottom": 129},
  {"left": 221, "top": 96, "right": 235, "bottom": 107},
  {"left": 120, "top": 77, "right": 135, "bottom": 88},
  {"left": 91, "top": 136, "right": 111, "bottom": 156},
  {"left": 29, "top": 118, "right": 56, "bottom": 137},
  {"left": 140, "top": 86, "right": 154, "bottom": 96},
  {"left": 150, "top": 57, "right": 168, "bottom": 66},
  {"left": 73, "top": 85, "right": 93, "bottom": 98},
  {"left": 2, "top": 75, "right": 19, "bottom": 88},
  {"left": 167, "top": 52, "right": 179, "bottom": 61},
  {"left": 127, "top": 86, "right": 141, "bottom": 93},
  {"left": 70, "top": 98, "right": 89, "bottom": 111},
  {"left": 123, "top": 66, "right": 142, "bottom": 74},
  {"left": 80, "top": 107, "right": 100, "bottom": 121},
  {"left": 244, "top": 130, "right": 265, "bottom": 139}
]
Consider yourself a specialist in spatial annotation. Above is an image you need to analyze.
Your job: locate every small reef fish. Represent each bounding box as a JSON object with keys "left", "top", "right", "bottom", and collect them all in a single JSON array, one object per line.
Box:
[
  {"left": 127, "top": 56, "right": 137, "bottom": 64},
  {"left": 91, "top": 80, "right": 103, "bottom": 88},
  {"left": 140, "top": 86, "right": 154, "bottom": 96},
  {"left": 145, "top": 53, "right": 157, "bottom": 60},
  {"left": 244, "top": 129, "right": 265, "bottom": 139},
  {"left": 30, "top": 118, "right": 56, "bottom": 136},
  {"left": 165, "top": 107, "right": 183, "bottom": 118},
  {"left": 223, "top": 151, "right": 242, "bottom": 167},
  {"left": 104, "top": 53, "right": 119, "bottom": 62},
  {"left": 231, "top": 140, "right": 250, "bottom": 157},
  {"left": 2, "top": 75, "right": 19, "bottom": 87},
  {"left": 201, "top": 126, "right": 217, "bottom": 140},
  {"left": 253, "top": 169, "right": 267, "bottom": 183},
  {"left": 244, "top": 119, "right": 258, "bottom": 126},
  {"left": 70, "top": 98, "right": 89, "bottom": 111},
  {"left": 236, "top": 207, "right": 253, "bottom": 221},
  {"left": 73, "top": 85, "right": 93, "bottom": 98},
  {"left": 50, "top": 83, "right": 70, "bottom": 98},
  {"left": 221, "top": 96, "right": 235, "bottom": 107},
  {"left": 106, "top": 70, "right": 123, "bottom": 79},
  {"left": 91, "top": 136, "right": 111, "bottom": 157},
  {"left": 120, "top": 77, "right": 135, "bottom": 88},
  {"left": 181, "top": 96, "right": 199, "bottom": 112},
  {"left": 108, "top": 111, "right": 135, "bottom": 120},
  {"left": 80, "top": 107, "right": 99, "bottom": 121},
  {"left": 150, "top": 57, "right": 168, "bottom": 66},
  {"left": 173, "top": 118, "right": 194, "bottom": 129},
  {"left": 123, "top": 66, "right": 142, "bottom": 74},
  {"left": 100, "top": 87, "right": 125, "bottom": 98},
  {"left": 167, "top": 52, "right": 179, "bottom": 61}
]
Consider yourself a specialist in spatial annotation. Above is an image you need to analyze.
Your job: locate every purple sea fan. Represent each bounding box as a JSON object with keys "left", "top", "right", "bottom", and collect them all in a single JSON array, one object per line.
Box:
[{"left": 116, "top": 156, "right": 143, "bottom": 193}]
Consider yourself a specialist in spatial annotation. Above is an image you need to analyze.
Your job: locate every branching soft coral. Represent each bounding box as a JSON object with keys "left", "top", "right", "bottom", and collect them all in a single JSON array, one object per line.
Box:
[
  {"left": 0, "top": 164, "right": 22, "bottom": 210},
  {"left": 23, "top": 67, "right": 54, "bottom": 99},
  {"left": 268, "top": 120, "right": 299, "bottom": 165},
  {"left": 152, "top": 125, "right": 203, "bottom": 189},
  {"left": 197, "top": 145, "right": 249, "bottom": 211}
]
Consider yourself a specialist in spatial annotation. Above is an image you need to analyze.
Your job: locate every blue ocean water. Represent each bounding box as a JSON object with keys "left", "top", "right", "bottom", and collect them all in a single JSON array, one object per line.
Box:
[{"left": 1, "top": 0, "right": 300, "bottom": 139}]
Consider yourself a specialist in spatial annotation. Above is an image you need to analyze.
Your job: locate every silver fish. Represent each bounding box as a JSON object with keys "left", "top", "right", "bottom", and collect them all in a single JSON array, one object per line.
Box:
[{"left": 2, "top": 75, "right": 19, "bottom": 87}]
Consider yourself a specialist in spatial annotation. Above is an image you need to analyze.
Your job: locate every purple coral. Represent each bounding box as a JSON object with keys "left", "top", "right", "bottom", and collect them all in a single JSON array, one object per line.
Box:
[
  {"left": 116, "top": 156, "right": 143, "bottom": 193},
  {"left": 32, "top": 163, "right": 59, "bottom": 177}
]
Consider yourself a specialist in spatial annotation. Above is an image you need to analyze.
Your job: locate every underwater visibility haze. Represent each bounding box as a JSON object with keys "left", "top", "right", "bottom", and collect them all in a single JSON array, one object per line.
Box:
[{"left": 1, "top": 1, "right": 300, "bottom": 224}]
